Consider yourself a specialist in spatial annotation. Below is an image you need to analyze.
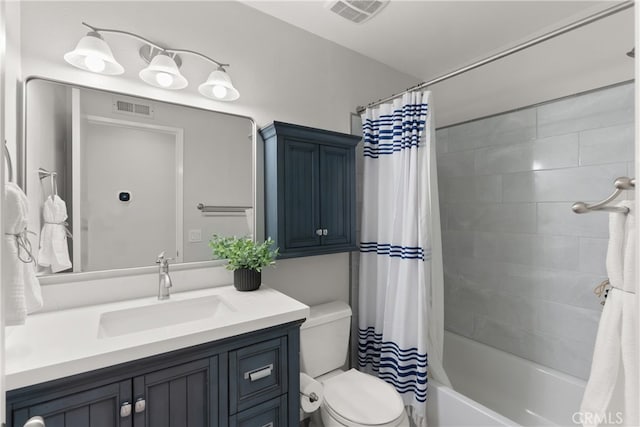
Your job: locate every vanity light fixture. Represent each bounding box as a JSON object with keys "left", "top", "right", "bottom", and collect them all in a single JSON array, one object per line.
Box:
[
  {"left": 198, "top": 67, "right": 240, "bottom": 101},
  {"left": 63, "top": 31, "right": 124, "bottom": 75},
  {"left": 64, "top": 22, "right": 240, "bottom": 100}
]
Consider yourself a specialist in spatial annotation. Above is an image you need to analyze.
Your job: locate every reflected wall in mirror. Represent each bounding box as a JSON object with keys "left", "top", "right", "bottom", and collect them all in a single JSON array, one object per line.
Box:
[{"left": 24, "top": 78, "right": 256, "bottom": 277}]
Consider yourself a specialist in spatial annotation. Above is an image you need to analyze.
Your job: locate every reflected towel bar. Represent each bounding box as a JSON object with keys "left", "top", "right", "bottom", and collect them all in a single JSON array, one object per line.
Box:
[
  {"left": 3, "top": 140, "right": 13, "bottom": 182},
  {"left": 38, "top": 167, "right": 59, "bottom": 196},
  {"left": 197, "top": 203, "right": 251, "bottom": 213},
  {"left": 572, "top": 177, "right": 635, "bottom": 214}
]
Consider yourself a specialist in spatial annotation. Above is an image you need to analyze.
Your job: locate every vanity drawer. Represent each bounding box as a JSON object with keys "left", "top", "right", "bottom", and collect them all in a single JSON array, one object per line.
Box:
[
  {"left": 229, "top": 395, "right": 287, "bottom": 427},
  {"left": 229, "top": 337, "right": 287, "bottom": 413}
]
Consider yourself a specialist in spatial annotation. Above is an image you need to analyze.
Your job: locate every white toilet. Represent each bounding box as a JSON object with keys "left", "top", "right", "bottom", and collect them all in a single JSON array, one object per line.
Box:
[{"left": 300, "top": 301, "right": 410, "bottom": 427}]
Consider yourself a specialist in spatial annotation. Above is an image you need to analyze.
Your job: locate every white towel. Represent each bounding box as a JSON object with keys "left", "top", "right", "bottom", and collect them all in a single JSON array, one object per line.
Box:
[
  {"left": 37, "top": 194, "right": 72, "bottom": 273},
  {"left": 3, "top": 182, "right": 43, "bottom": 326},
  {"left": 581, "top": 200, "right": 637, "bottom": 427}
]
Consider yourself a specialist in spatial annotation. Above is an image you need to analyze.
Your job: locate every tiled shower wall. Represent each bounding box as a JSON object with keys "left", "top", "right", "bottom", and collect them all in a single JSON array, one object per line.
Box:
[{"left": 437, "top": 82, "right": 635, "bottom": 379}]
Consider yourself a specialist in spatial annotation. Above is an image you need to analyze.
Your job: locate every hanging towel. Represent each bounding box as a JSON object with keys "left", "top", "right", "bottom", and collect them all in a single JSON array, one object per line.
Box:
[
  {"left": 38, "top": 194, "right": 72, "bottom": 273},
  {"left": 580, "top": 200, "right": 637, "bottom": 427},
  {"left": 3, "top": 182, "right": 43, "bottom": 325}
]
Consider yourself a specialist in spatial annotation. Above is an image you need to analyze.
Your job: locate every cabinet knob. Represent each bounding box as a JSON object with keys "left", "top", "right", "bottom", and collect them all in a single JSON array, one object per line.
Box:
[
  {"left": 323, "top": 229, "right": 328, "bottom": 236},
  {"left": 23, "top": 417, "right": 45, "bottom": 427},
  {"left": 315, "top": 229, "right": 323, "bottom": 236},
  {"left": 120, "top": 401, "right": 132, "bottom": 418},
  {"left": 135, "top": 397, "right": 146, "bottom": 413}
]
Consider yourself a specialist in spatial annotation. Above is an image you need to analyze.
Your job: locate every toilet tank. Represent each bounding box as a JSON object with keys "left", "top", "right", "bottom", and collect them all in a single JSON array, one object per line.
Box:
[{"left": 300, "top": 301, "right": 352, "bottom": 378}]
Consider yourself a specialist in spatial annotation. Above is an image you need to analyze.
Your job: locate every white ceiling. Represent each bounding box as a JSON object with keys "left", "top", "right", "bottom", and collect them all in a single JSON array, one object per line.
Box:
[{"left": 242, "top": 1, "right": 627, "bottom": 81}]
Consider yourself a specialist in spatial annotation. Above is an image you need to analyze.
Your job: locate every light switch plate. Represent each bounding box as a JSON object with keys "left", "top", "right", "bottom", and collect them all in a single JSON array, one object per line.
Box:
[{"left": 189, "top": 229, "right": 202, "bottom": 242}]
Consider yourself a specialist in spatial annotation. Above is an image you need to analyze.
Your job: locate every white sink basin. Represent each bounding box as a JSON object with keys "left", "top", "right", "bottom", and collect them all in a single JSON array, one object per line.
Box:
[{"left": 98, "top": 295, "right": 232, "bottom": 338}]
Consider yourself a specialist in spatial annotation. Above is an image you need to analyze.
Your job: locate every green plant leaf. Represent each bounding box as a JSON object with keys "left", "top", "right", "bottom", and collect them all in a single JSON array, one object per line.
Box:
[{"left": 209, "top": 235, "right": 279, "bottom": 272}]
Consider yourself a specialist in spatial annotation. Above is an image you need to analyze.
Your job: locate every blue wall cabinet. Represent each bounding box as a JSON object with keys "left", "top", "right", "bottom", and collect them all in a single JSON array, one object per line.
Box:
[
  {"left": 7, "top": 322, "right": 302, "bottom": 427},
  {"left": 262, "top": 122, "right": 360, "bottom": 258}
]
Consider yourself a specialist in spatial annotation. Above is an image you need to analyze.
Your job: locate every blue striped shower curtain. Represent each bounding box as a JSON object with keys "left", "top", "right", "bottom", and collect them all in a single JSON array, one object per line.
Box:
[{"left": 358, "top": 91, "right": 448, "bottom": 427}]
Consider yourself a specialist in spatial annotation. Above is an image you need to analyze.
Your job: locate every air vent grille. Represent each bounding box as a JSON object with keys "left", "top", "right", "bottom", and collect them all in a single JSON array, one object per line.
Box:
[
  {"left": 327, "top": 0, "right": 388, "bottom": 24},
  {"left": 113, "top": 98, "right": 154, "bottom": 118}
]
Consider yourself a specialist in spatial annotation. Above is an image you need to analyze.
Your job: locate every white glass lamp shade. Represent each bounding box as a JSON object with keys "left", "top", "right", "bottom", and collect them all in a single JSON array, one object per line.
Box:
[
  {"left": 198, "top": 69, "right": 240, "bottom": 101},
  {"left": 139, "top": 53, "right": 188, "bottom": 90},
  {"left": 64, "top": 32, "right": 124, "bottom": 75}
]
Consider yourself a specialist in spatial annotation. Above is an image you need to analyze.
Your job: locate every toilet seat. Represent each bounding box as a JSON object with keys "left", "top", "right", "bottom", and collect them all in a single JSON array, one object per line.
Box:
[{"left": 321, "top": 369, "right": 406, "bottom": 427}]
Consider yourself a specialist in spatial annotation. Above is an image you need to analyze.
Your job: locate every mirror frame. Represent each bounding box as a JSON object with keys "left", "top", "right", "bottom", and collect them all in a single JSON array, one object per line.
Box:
[{"left": 21, "top": 76, "right": 264, "bottom": 285}]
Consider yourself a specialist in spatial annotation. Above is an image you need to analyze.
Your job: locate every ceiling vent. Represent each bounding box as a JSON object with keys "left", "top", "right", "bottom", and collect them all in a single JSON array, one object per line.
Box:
[
  {"left": 326, "top": 0, "right": 389, "bottom": 24},
  {"left": 112, "top": 97, "right": 154, "bottom": 118}
]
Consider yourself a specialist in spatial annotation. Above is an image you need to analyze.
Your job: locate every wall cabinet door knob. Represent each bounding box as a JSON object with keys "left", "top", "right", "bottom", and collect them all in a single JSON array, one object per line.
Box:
[
  {"left": 135, "top": 398, "right": 146, "bottom": 413},
  {"left": 120, "top": 402, "right": 132, "bottom": 418},
  {"left": 23, "top": 416, "right": 45, "bottom": 427},
  {"left": 323, "top": 229, "right": 328, "bottom": 236},
  {"left": 315, "top": 229, "right": 323, "bottom": 236}
]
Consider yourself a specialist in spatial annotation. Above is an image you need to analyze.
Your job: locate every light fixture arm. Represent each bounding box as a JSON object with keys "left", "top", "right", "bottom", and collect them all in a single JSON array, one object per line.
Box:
[
  {"left": 164, "top": 49, "right": 229, "bottom": 69},
  {"left": 81, "top": 22, "right": 229, "bottom": 68}
]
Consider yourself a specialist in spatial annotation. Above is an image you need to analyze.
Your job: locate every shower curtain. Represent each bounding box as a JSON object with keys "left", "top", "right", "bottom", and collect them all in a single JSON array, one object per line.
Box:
[{"left": 358, "top": 91, "right": 449, "bottom": 427}]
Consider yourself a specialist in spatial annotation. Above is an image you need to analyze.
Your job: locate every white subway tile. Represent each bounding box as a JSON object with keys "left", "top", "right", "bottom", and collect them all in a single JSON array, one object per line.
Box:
[
  {"left": 579, "top": 238, "right": 608, "bottom": 275},
  {"left": 535, "top": 301, "right": 600, "bottom": 344},
  {"left": 503, "top": 163, "right": 628, "bottom": 202},
  {"left": 435, "top": 128, "right": 448, "bottom": 155},
  {"left": 474, "top": 232, "right": 579, "bottom": 270},
  {"left": 537, "top": 83, "right": 634, "bottom": 138},
  {"left": 439, "top": 175, "right": 502, "bottom": 203},
  {"left": 437, "top": 150, "right": 476, "bottom": 177},
  {"left": 579, "top": 123, "right": 634, "bottom": 166},
  {"left": 447, "top": 203, "right": 536, "bottom": 233},
  {"left": 475, "top": 133, "right": 578, "bottom": 175},
  {"left": 537, "top": 202, "right": 609, "bottom": 238}
]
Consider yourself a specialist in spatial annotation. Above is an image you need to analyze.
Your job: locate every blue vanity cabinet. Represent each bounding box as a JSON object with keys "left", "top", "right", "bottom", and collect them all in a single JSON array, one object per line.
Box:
[
  {"left": 133, "top": 357, "right": 218, "bottom": 427},
  {"left": 10, "top": 381, "right": 132, "bottom": 427},
  {"left": 262, "top": 121, "right": 360, "bottom": 258},
  {"left": 7, "top": 321, "right": 302, "bottom": 427}
]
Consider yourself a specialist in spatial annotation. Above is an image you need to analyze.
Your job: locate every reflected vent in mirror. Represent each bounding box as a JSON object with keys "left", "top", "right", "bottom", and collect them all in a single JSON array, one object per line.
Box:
[
  {"left": 326, "top": 0, "right": 389, "bottom": 24},
  {"left": 113, "top": 98, "right": 154, "bottom": 118}
]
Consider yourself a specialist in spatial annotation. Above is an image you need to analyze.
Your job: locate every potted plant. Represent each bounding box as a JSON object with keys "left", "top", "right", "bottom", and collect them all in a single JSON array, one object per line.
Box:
[{"left": 209, "top": 235, "right": 278, "bottom": 291}]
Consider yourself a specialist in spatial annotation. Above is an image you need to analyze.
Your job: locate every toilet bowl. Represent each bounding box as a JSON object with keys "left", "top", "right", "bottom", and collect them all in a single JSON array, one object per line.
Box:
[
  {"left": 319, "top": 369, "right": 409, "bottom": 427},
  {"left": 300, "top": 301, "right": 409, "bottom": 427}
]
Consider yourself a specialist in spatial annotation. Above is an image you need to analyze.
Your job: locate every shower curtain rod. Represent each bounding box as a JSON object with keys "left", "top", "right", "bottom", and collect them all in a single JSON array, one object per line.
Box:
[{"left": 356, "top": 1, "right": 634, "bottom": 114}]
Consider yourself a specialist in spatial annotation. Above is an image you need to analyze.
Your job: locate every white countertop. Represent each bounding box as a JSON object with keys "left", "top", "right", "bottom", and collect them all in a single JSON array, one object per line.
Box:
[{"left": 5, "top": 285, "right": 309, "bottom": 390}]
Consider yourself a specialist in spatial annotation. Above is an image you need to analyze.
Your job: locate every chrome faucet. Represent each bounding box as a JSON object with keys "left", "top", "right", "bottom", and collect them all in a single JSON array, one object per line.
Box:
[{"left": 156, "top": 251, "right": 173, "bottom": 300}]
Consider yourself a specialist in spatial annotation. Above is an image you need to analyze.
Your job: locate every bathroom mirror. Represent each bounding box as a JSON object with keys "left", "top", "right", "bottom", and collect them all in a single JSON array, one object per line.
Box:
[{"left": 23, "top": 78, "right": 260, "bottom": 279}]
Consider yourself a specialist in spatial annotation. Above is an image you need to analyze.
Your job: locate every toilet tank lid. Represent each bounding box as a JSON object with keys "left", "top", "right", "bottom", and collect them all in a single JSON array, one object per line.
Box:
[{"left": 301, "top": 301, "right": 351, "bottom": 330}]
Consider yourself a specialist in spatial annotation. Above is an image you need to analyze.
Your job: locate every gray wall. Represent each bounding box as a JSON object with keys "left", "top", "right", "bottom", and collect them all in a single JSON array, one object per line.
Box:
[{"left": 437, "top": 82, "right": 635, "bottom": 379}]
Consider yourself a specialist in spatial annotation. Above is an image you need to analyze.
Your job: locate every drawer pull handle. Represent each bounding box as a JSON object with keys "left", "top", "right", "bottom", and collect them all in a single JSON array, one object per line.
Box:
[
  {"left": 244, "top": 363, "right": 274, "bottom": 381},
  {"left": 135, "top": 397, "right": 146, "bottom": 413},
  {"left": 120, "top": 402, "right": 132, "bottom": 418},
  {"left": 261, "top": 423, "right": 274, "bottom": 427},
  {"left": 23, "top": 417, "right": 45, "bottom": 427}
]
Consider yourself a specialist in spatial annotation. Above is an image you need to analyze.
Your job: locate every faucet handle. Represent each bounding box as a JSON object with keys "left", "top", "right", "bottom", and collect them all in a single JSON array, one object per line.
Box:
[{"left": 156, "top": 251, "right": 174, "bottom": 264}]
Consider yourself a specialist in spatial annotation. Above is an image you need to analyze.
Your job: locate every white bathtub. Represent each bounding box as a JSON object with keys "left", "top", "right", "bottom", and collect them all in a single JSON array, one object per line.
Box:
[{"left": 427, "top": 331, "right": 587, "bottom": 426}]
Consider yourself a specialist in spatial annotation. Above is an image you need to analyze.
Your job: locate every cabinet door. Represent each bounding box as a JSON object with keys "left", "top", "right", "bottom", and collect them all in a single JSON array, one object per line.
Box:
[
  {"left": 11, "top": 381, "right": 131, "bottom": 427},
  {"left": 320, "top": 145, "right": 354, "bottom": 247},
  {"left": 283, "top": 140, "right": 321, "bottom": 250},
  {"left": 133, "top": 357, "right": 218, "bottom": 427}
]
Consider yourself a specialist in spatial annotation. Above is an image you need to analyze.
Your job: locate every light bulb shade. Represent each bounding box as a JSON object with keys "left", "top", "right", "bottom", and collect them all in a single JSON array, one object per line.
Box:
[
  {"left": 64, "top": 32, "right": 124, "bottom": 75},
  {"left": 198, "top": 69, "right": 240, "bottom": 101},
  {"left": 139, "top": 54, "right": 188, "bottom": 90}
]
